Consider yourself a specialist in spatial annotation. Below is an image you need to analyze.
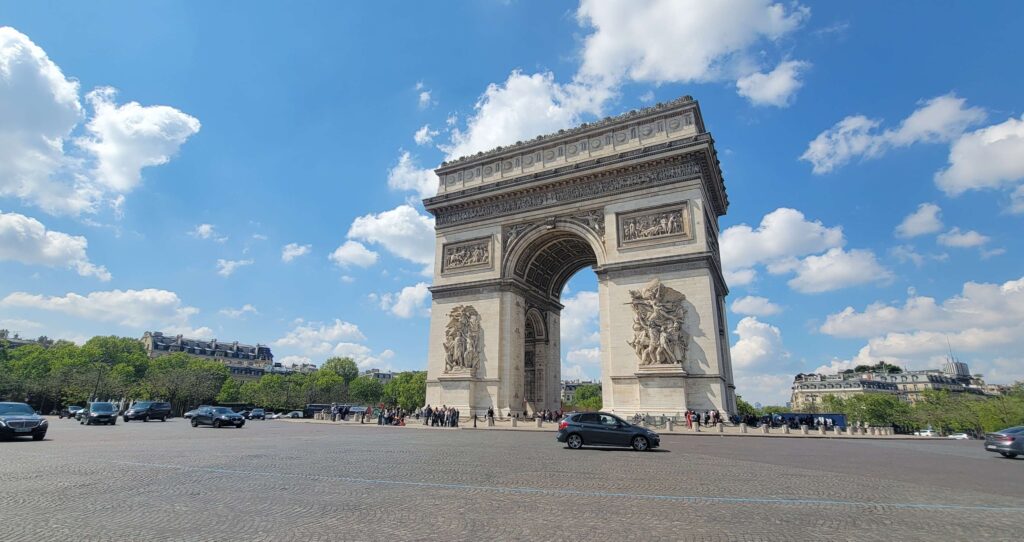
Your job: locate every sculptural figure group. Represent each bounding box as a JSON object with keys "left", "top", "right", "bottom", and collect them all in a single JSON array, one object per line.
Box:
[
  {"left": 443, "top": 305, "right": 482, "bottom": 372},
  {"left": 627, "top": 279, "right": 689, "bottom": 366}
]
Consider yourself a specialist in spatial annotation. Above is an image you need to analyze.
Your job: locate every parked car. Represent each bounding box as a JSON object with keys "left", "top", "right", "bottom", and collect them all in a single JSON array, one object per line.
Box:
[
  {"left": 248, "top": 408, "right": 265, "bottom": 420},
  {"left": 123, "top": 401, "right": 171, "bottom": 422},
  {"left": 59, "top": 405, "right": 84, "bottom": 419},
  {"left": 556, "top": 411, "right": 661, "bottom": 451},
  {"left": 947, "top": 433, "right": 970, "bottom": 440},
  {"left": 80, "top": 402, "right": 117, "bottom": 425},
  {"left": 914, "top": 429, "right": 937, "bottom": 437},
  {"left": 984, "top": 426, "right": 1024, "bottom": 459},
  {"left": 283, "top": 411, "right": 303, "bottom": 419},
  {"left": 0, "top": 402, "right": 48, "bottom": 441},
  {"left": 190, "top": 406, "right": 245, "bottom": 428}
]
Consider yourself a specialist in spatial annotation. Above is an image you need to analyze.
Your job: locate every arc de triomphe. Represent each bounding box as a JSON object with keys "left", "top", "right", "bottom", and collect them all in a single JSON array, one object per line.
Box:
[{"left": 423, "top": 96, "right": 736, "bottom": 417}]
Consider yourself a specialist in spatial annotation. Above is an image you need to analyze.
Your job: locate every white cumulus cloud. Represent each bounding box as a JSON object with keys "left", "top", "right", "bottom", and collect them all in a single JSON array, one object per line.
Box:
[
  {"left": 329, "top": 240, "right": 379, "bottom": 269},
  {"left": 730, "top": 316, "right": 785, "bottom": 369},
  {"left": 894, "top": 203, "right": 943, "bottom": 238},
  {"left": 189, "top": 223, "right": 227, "bottom": 242},
  {"left": 735, "top": 60, "right": 810, "bottom": 107},
  {"left": 347, "top": 204, "right": 435, "bottom": 267},
  {"left": 934, "top": 114, "right": 1024, "bottom": 197},
  {"left": 375, "top": 283, "right": 431, "bottom": 318},
  {"left": 219, "top": 304, "right": 258, "bottom": 318},
  {"left": 413, "top": 124, "right": 439, "bottom": 146},
  {"left": 387, "top": 151, "right": 439, "bottom": 199},
  {"left": 785, "top": 247, "right": 892, "bottom": 294},
  {"left": 561, "top": 290, "right": 601, "bottom": 348},
  {"left": 937, "top": 227, "right": 989, "bottom": 248},
  {"left": 730, "top": 296, "right": 782, "bottom": 316},
  {"left": 0, "top": 210, "right": 110, "bottom": 280},
  {"left": 0, "top": 288, "right": 209, "bottom": 335},
  {"left": 216, "top": 258, "right": 253, "bottom": 277},
  {"left": 0, "top": 27, "right": 200, "bottom": 216},
  {"left": 281, "top": 242, "right": 311, "bottom": 262},
  {"left": 801, "top": 93, "right": 985, "bottom": 174},
  {"left": 273, "top": 319, "right": 367, "bottom": 355}
]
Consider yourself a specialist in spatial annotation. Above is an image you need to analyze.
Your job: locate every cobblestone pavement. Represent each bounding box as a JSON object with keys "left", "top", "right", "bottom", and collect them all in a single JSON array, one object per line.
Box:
[{"left": 1, "top": 418, "right": 1020, "bottom": 541}]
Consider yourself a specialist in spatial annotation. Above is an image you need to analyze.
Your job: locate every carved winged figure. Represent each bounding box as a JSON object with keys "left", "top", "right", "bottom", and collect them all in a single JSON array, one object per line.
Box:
[
  {"left": 443, "top": 305, "right": 481, "bottom": 373},
  {"left": 625, "top": 279, "right": 689, "bottom": 366}
]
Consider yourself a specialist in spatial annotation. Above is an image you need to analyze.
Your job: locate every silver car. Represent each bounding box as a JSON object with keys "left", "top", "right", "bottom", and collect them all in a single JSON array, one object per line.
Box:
[{"left": 984, "top": 426, "right": 1024, "bottom": 458}]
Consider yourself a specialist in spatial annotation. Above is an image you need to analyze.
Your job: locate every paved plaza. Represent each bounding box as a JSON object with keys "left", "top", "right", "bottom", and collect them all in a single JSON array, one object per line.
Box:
[{"left": 1, "top": 418, "right": 1020, "bottom": 541}]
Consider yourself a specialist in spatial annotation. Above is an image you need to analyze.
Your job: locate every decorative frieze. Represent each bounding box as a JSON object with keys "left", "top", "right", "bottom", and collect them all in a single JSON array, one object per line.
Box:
[
  {"left": 617, "top": 203, "right": 692, "bottom": 248},
  {"left": 434, "top": 159, "right": 704, "bottom": 227},
  {"left": 441, "top": 237, "right": 492, "bottom": 274}
]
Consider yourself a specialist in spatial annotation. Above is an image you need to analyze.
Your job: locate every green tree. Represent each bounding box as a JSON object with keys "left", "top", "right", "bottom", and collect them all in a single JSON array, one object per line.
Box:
[
  {"left": 217, "top": 379, "right": 242, "bottom": 403},
  {"left": 320, "top": 357, "right": 359, "bottom": 384},
  {"left": 349, "top": 375, "right": 384, "bottom": 405},
  {"left": 736, "top": 395, "right": 757, "bottom": 417},
  {"left": 305, "top": 370, "right": 347, "bottom": 404},
  {"left": 382, "top": 371, "right": 426, "bottom": 411}
]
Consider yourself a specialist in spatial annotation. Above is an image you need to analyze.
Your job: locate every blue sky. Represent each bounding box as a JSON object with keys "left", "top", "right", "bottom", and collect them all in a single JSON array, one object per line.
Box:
[{"left": 2, "top": 1, "right": 1023, "bottom": 405}]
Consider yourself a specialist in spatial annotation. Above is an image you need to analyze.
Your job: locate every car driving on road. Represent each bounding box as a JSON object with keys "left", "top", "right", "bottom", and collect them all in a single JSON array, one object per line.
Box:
[
  {"left": 984, "top": 426, "right": 1024, "bottom": 458},
  {"left": 80, "top": 402, "right": 117, "bottom": 425},
  {"left": 190, "top": 406, "right": 245, "bottom": 428},
  {"left": 123, "top": 401, "right": 171, "bottom": 422},
  {"left": 0, "top": 402, "right": 48, "bottom": 441},
  {"left": 59, "top": 405, "right": 83, "bottom": 419},
  {"left": 556, "top": 411, "right": 660, "bottom": 451}
]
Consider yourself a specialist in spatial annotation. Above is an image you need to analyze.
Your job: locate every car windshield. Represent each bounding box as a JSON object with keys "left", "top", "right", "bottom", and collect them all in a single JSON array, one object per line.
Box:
[
  {"left": 252, "top": 409, "right": 263, "bottom": 413},
  {"left": 91, "top": 403, "right": 114, "bottom": 412},
  {"left": 132, "top": 402, "right": 152, "bottom": 409},
  {"left": 212, "top": 407, "right": 234, "bottom": 415},
  {"left": 0, "top": 403, "right": 35, "bottom": 415}
]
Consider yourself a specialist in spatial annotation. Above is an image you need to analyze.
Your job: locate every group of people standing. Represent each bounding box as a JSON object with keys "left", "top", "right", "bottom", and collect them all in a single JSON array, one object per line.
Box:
[
  {"left": 377, "top": 407, "right": 407, "bottom": 426},
  {"left": 418, "top": 405, "right": 460, "bottom": 427},
  {"left": 683, "top": 409, "right": 722, "bottom": 428}
]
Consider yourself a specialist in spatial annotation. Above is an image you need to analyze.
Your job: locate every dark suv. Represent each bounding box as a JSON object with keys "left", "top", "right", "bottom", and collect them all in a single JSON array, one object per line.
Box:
[
  {"left": 80, "top": 402, "right": 117, "bottom": 425},
  {"left": 123, "top": 401, "right": 171, "bottom": 422},
  {"left": 190, "top": 406, "right": 245, "bottom": 428},
  {"left": 556, "top": 411, "right": 660, "bottom": 451},
  {"left": 0, "top": 402, "right": 48, "bottom": 441}
]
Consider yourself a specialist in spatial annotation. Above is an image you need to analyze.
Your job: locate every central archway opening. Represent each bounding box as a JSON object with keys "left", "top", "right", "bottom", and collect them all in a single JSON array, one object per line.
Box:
[{"left": 509, "top": 230, "right": 599, "bottom": 416}]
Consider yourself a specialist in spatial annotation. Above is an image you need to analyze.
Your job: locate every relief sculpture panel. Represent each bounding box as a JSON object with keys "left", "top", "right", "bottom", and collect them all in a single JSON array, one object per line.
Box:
[
  {"left": 627, "top": 279, "right": 689, "bottom": 367},
  {"left": 443, "top": 305, "right": 481, "bottom": 374},
  {"left": 441, "top": 237, "right": 492, "bottom": 274},
  {"left": 617, "top": 203, "right": 692, "bottom": 247}
]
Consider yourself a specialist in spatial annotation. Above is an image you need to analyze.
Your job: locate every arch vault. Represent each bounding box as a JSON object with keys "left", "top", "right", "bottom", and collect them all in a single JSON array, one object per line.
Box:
[{"left": 423, "top": 96, "right": 736, "bottom": 417}]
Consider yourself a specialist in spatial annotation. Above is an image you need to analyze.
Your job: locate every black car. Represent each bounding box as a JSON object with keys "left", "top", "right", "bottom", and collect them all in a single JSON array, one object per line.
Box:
[
  {"left": 80, "top": 402, "right": 118, "bottom": 425},
  {"left": 190, "top": 406, "right": 245, "bottom": 428},
  {"left": 984, "top": 426, "right": 1024, "bottom": 458},
  {"left": 248, "top": 408, "right": 265, "bottom": 420},
  {"left": 0, "top": 402, "right": 48, "bottom": 441},
  {"left": 556, "top": 411, "right": 660, "bottom": 451},
  {"left": 59, "top": 405, "right": 84, "bottom": 419},
  {"left": 122, "top": 401, "right": 171, "bottom": 422}
]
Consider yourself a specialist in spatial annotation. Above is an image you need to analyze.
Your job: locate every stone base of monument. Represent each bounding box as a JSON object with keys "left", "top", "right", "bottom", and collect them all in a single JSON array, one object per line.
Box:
[
  {"left": 431, "top": 372, "right": 476, "bottom": 415},
  {"left": 626, "top": 365, "right": 690, "bottom": 416}
]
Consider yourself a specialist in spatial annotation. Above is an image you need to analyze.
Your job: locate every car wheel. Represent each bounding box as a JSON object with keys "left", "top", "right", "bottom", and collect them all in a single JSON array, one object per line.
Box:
[
  {"left": 160, "top": 417, "right": 166, "bottom": 422},
  {"left": 110, "top": 420, "right": 116, "bottom": 425},
  {"left": 1000, "top": 452, "right": 1019, "bottom": 458},
  {"left": 213, "top": 420, "right": 222, "bottom": 428},
  {"left": 142, "top": 415, "right": 148, "bottom": 423},
  {"left": 631, "top": 435, "right": 650, "bottom": 451},
  {"left": 32, "top": 434, "right": 44, "bottom": 441},
  {"left": 191, "top": 419, "right": 199, "bottom": 428},
  {"left": 566, "top": 433, "right": 583, "bottom": 449}
]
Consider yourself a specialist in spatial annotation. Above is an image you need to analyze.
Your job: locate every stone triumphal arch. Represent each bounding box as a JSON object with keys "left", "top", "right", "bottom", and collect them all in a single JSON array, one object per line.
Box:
[{"left": 423, "top": 96, "right": 736, "bottom": 417}]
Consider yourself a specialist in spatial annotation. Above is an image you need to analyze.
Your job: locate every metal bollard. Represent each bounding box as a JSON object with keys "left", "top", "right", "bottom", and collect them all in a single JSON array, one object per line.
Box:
[
  {"left": 761, "top": 425, "right": 769, "bottom": 434},
  {"left": 800, "top": 425, "right": 809, "bottom": 435},
  {"left": 783, "top": 425, "right": 790, "bottom": 434},
  {"left": 833, "top": 426, "right": 842, "bottom": 436},
  {"left": 666, "top": 420, "right": 674, "bottom": 431},
  {"left": 717, "top": 422, "right": 724, "bottom": 433},
  {"left": 535, "top": 418, "right": 543, "bottom": 428},
  {"left": 511, "top": 417, "right": 517, "bottom": 428},
  {"left": 818, "top": 426, "right": 826, "bottom": 435}
]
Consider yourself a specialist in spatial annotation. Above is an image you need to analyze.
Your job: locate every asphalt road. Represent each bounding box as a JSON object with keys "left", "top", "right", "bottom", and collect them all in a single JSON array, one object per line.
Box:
[{"left": 1, "top": 418, "right": 1020, "bottom": 541}]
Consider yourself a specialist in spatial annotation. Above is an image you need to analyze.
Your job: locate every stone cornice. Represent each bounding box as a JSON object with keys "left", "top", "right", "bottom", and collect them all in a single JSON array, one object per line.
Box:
[
  {"left": 595, "top": 252, "right": 729, "bottom": 296},
  {"left": 438, "top": 95, "right": 701, "bottom": 169}
]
